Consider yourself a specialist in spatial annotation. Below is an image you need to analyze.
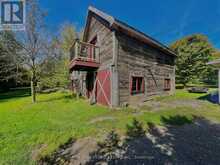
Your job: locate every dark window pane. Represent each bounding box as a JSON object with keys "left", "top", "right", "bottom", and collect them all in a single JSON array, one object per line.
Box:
[
  {"left": 137, "top": 77, "right": 142, "bottom": 92},
  {"left": 132, "top": 77, "right": 137, "bottom": 92},
  {"left": 164, "top": 79, "right": 171, "bottom": 90},
  {"left": 131, "top": 77, "right": 144, "bottom": 95}
]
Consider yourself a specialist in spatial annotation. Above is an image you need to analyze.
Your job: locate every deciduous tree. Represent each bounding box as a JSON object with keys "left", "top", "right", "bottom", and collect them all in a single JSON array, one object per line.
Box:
[
  {"left": 39, "top": 23, "right": 78, "bottom": 90},
  {"left": 17, "top": 0, "right": 46, "bottom": 102},
  {"left": 0, "top": 31, "right": 26, "bottom": 91},
  {"left": 170, "top": 34, "right": 217, "bottom": 86}
]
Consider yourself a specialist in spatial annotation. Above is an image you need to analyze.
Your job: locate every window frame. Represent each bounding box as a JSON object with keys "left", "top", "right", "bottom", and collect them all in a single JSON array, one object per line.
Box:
[
  {"left": 164, "top": 78, "right": 171, "bottom": 91},
  {"left": 130, "top": 76, "right": 145, "bottom": 95}
]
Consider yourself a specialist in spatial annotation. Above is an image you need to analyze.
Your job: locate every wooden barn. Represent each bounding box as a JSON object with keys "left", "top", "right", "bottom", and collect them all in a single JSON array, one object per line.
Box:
[{"left": 70, "top": 6, "right": 176, "bottom": 107}]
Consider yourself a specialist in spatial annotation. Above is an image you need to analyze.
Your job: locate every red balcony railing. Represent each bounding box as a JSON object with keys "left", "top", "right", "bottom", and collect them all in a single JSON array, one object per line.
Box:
[{"left": 70, "top": 40, "right": 100, "bottom": 71}]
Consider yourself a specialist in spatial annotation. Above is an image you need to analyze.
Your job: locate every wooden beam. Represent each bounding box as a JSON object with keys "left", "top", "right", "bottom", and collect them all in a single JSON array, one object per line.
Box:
[{"left": 111, "top": 31, "right": 119, "bottom": 107}]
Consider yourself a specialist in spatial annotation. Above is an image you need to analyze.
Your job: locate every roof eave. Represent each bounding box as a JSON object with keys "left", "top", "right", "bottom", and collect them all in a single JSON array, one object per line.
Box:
[
  {"left": 112, "top": 21, "right": 177, "bottom": 57},
  {"left": 85, "top": 6, "right": 177, "bottom": 57},
  {"left": 207, "top": 59, "right": 220, "bottom": 68}
]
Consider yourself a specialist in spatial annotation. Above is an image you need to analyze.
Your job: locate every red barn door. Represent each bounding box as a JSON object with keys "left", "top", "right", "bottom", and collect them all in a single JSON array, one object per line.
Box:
[{"left": 96, "top": 70, "right": 111, "bottom": 106}]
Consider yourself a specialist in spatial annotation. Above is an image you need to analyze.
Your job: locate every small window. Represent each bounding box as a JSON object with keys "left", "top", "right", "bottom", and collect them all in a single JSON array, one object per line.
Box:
[
  {"left": 164, "top": 55, "right": 174, "bottom": 65},
  {"left": 130, "top": 77, "right": 145, "bottom": 95},
  {"left": 164, "top": 79, "right": 171, "bottom": 91}
]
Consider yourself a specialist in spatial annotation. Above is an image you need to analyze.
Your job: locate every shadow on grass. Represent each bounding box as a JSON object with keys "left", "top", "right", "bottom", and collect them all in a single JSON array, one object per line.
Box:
[
  {"left": 87, "top": 117, "right": 220, "bottom": 164},
  {"left": 39, "top": 137, "right": 76, "bottom": 164},
  {"left": 161, "top": 115, "right": 193, "bottom": 126},
  {"left": 38, "top": 94, "right": 76, "bottom": 103},
  {"left": 39, "top": 115, "right": 220, "bottom": 164},
  {"left": 0, "top": 88, "right": 76, "bottom": 103},
  {"left": 0, "top": 88, "right": 31, "bottom": 102}
]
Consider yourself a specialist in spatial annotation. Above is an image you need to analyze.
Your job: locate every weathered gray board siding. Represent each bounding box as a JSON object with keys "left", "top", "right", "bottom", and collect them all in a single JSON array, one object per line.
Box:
[
  {"left": 111, "top": 30, "right": 119, "bottom": 107},
  {"left": 116, "top": 32, "right": 175, "bottom": 105},
  {"left": 78, "top": 13, "right": 175, "bottom": 107},
  {"left": 80, "top": 15, "right": 115, "bottom": 103},
  {"left": 87, "top": 16, "right": 113, "bottom": 66}
]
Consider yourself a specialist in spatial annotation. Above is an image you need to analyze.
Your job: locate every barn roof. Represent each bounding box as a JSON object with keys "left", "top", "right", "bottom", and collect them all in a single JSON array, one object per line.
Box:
[
  {"left": 207, "top": 59, "right": 220, "bottom": 67},
  {"left": 83, "top": 6, "right": 176, "bottom": 57}
]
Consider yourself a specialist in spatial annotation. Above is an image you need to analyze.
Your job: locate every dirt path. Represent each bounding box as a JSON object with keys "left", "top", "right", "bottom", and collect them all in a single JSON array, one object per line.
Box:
[
  {"left": 40, "top": 118, "right": 220, "bottom": 165},
  {"left": 140, "top": 99, "right": 207, "bottom": 111},
  {"left": 118, "top": 118, "right": 220, "bottom": 164}
]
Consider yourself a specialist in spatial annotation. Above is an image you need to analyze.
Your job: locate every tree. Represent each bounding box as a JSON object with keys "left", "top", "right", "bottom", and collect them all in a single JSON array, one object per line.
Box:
[
  {"left": 38, "top": 37, "right": 62, "bottom": 89},
  {"left": 16, "top": 0, "right": 46, "bottom": 102},
  {"left": 0, "top": 31, "right": 26, "bottom": 91},
  {"left": 56, "top": 23, "right": 78, "bottom": 86},
  {"left": 60, "top": 23, "right": 77, "bottom": 53},
  {"left": 58, "top": 23, "right": 77, "bottom": 88},
  {"left": 170, "top": 34, "right": 217, "bottom": 86},
  {"left": 212, "top": 50, "right": 220, "bottom": 59},
  {"left": 39, "top": 23, "right": 78, "bottom": 90}
]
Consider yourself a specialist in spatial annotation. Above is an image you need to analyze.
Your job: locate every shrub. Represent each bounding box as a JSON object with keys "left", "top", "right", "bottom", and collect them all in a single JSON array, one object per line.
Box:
[
  {"left": 176, "top": 84, "right": 184, "bottom": 89},
  {"left": 126, "top": 118, "right": 145, "bottom": 139},
  {"left": 161, "top": 115, "right": 192, "bottom": 126},
  {"left": 147, "top": 122, "right": 160, "bottom": 136},
  {"left": 89, "top": 130, "right": 122, "bottom": 163},
  {"left": 97, "top": 130, "right": 121, "bottom": 157}
]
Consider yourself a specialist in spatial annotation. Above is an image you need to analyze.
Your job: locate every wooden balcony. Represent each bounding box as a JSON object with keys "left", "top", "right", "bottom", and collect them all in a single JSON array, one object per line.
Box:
[{"left": 70, "top": 40, "right": 100, "bottom": 71}]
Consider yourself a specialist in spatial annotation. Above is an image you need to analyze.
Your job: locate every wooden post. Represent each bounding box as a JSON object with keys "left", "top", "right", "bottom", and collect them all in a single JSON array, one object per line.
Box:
[
  {"left": 75, "top": 41, "right": 78, "bottom": 59},
  {"left": 111, "top": 31, "right": 119, "bottom": 107},
  {"left": 219, "top": 69, "right": 220, "bottom": 104}
]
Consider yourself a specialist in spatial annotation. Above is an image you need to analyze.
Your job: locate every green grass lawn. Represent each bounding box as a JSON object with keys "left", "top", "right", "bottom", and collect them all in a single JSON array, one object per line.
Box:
[{"left": 0, "top": 88, "right": 219, "bottom": 164}]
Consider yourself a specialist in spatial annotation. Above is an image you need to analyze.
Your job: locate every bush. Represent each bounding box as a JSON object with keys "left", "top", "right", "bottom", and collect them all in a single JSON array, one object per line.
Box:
[
  {"left": 126, "top": 118, "right": 145, "bottom": 139},
  {"left": 147, "top": 122, "right": 159, "bottom": 136},
  {"left": 176, "top": 84, "right": 184, "bottom": 89},
  {"left": 38, "top": 88, "right": 60, "bottom": 94},
  {"left": 97, "top": 130, "right": 121, "bottom": 157},
  {"left": 161, "top": 115, "right": 193, "bottom": 126},
  {"left": 89, "top": 130, "right": 122, "bottom": 162},
  {"left": 89, "top": 130, "right": 122, "bottom": 164}
]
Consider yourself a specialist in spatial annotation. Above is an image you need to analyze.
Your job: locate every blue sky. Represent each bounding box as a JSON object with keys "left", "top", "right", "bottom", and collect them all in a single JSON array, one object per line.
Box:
[{"left": 40, "top": 0, "right": 220, "bottom": 48}]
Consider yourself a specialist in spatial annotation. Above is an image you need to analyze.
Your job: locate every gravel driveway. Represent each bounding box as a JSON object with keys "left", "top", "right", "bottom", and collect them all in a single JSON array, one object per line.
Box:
[
  {"left": 113, "top": 118, "right": 220, "bottom": 165},
  {"left": 41, "top": 118, "right": 220, "bottom": 165}
]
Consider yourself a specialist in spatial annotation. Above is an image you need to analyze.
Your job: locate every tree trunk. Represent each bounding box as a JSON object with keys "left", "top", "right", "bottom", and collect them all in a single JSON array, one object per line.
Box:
[
  {"left": 183, "top": 83, "right": 186, "bottom": 88},
  {"left": 31, "top": 77, "right": 36, "bottom": 103}
]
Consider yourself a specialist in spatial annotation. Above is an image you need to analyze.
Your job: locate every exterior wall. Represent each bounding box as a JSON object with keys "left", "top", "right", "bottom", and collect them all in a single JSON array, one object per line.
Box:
[
  {"left": 75, "top": 14, "right": 175, "bottom": 107},
  {"left": 116, "top": 32, "right": 175, "bottom": 106},
  {"left": 80, "top": 15, "right": 118, "bottom": 107},
  {"left": 86, "top": 15, "right": 114, "bottom": 66}
]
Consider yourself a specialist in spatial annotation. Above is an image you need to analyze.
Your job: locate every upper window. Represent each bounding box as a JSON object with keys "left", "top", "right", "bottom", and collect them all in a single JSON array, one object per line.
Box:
[
  {"left": 164, "top": 55, "right": 174, "bottom": 65},
  {"left": 131, "top": 77, "right": 145, "bottom": 95},
  {"left": 164, "top": 78, "right": 171, "bottom": 91}
]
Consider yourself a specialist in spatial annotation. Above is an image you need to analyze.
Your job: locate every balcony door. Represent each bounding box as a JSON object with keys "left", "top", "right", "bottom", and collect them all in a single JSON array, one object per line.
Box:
[{"left": 89, "top": 36, "right": 97, "bottom": 59}]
